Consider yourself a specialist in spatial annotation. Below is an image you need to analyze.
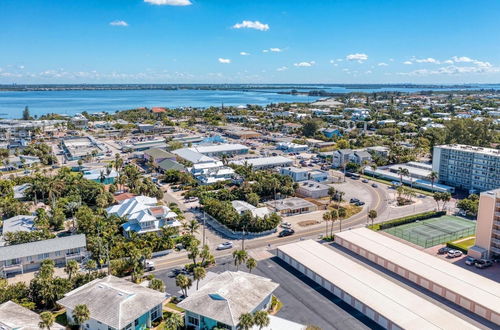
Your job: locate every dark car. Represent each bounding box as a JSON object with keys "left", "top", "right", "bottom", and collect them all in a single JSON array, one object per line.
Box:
[
  {"left": 350, "top": 198, "right": 360, "bottom": 203},
  {"left": 362, "top": 179, "right": 369, "bottom": 183},
  {"left": 279, "top": 229, "right": 295, "bottom": 237},
  {"left": 355, "top": 201, "right": 365, "bottom": 206},
  {"left": 437, "top": 247, "right": 450, "bottom": 255},
  {"left": 371, "top": 183, "right": 378, "bottom": 188},
  {"left": 475, "top": 259, "right": 493, "bottom": 269}
]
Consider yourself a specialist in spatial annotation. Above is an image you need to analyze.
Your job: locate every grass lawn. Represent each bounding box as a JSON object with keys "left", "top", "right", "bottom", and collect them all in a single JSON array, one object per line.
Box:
[
  {"left": 450, "top": 236, "right": 476, "bottom": 250},
  {"left": 165, "top": 302, "right": 185, "bottom": 312},
  {"left": 54, "top": 309, "right": 69, "bottom": 326}
]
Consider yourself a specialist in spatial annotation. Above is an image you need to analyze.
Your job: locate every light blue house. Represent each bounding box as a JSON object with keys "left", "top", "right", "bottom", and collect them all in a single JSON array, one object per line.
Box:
[
  {"left": 57, "top": 275, "right": 165, "bottom": 330},
  {"left": 178, "top": 271, "right": 279, "bottom": 330},
  {"left": 83, "top": 168, "right": 119, "bottom": 184},
  {"left": 322, "top": 128, "right": 343, "bottom": 138}
]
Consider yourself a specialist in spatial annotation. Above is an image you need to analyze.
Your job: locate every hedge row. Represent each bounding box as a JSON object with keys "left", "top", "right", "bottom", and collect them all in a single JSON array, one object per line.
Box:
[
  {"left": 445, "top": 242, "right": 469, "bottom": 254},
  {"left": 368, "top": 211, "right": 446, "bottom": 231}
]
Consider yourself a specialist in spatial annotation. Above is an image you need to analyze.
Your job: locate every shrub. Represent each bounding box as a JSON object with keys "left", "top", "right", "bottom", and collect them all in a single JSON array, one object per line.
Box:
[
  {"left": 368, "top": 211, "right": 446, "bottom": 231},
  {"left": 446, "top": 242, "right": 468, "bottom": 254}
]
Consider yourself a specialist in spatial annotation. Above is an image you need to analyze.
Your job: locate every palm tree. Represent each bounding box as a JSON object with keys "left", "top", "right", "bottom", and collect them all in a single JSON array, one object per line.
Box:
[
  {"left": 369, "top": 162, "right": 377, "bottom": 178},
  {"left": 337, "top": 207, "right": 347, "bottom": 232},
  {"left": 246, "top": 257, "right": 257, "bottom": 273},
  {"left": 38, "top": 311, "right": 55, "bottom": 330},
  {"left": 175, "top": 274, "right": 192, "bottom": 297},
  {"left": 163, "top": 311, "right": 184, "bottom": 330},
  {"left": 72, "top": 304, "right": 90, "bottom": 329},
  {"left": 193, "top": 266, "right": 206, "bottom": 290},
  {"left": 148, "top": 278, "right": 165, "bottom": 292},
  {"left": 397, "top": 167, "right": 409, "bottom": 185},
  {"left": 253, "top": 311, "right": 270, "bottom": 330},
  {"left": 184, "top": 219, "right": 200, "bottom": 235},
  {"left": 368, "top": 209, "right": 378, "bottom": 227},
  {"left": 329, "top": 209, "right": 338, "bottom": 237},
  {"left": 322, "top": 212, "right": 331, "bottom": 237},
  {"left": 232, "top": 249, "right": 248, "bottom": 271},
  {"left": 327, "top": 186, "right": 336, "bottom": 202},
  {"left": 238, "top": 313, "right": 254, "bottom": 330},
  {"left": 427, "top": 171, "right": 438, "bottom": 191},
  {"left": 64, "top": 259, "right": 79, "bottom": 280}
]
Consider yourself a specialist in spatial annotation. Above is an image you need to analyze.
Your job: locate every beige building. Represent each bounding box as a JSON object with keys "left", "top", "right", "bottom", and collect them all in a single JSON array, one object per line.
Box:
[{"left": 469, "top": 188, "right": 500, "bottom": 259}]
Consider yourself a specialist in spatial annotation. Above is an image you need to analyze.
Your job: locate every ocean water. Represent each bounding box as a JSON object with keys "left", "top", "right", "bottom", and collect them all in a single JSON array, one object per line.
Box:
[{"left": 0, "top": 85, "right": 499, "bottom": 119}]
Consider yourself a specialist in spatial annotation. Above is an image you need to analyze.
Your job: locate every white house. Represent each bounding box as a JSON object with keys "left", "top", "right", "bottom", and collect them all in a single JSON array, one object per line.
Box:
[
  {"left": 0, "top": 301, "right": 65, "bottom": 329},
  {"left": 231, "top": 200, "right": 271, "bottom": 218},
  {"left": 106, "top": 196, "right": 181, "bottom": 236}
]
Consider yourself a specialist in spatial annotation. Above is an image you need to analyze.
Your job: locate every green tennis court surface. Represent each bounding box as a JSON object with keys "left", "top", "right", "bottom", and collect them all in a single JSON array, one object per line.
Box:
[{"left": 384, "top": 215, "right": 476, "bottom": 248}]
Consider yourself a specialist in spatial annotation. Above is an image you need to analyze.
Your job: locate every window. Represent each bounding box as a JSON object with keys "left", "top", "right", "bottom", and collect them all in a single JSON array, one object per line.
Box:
[
  {"left": 187, "top": 316, "right": 199, "bottom": 326},
  {"left": 134, "top": 319, "right": 139, "bottom": 326}
]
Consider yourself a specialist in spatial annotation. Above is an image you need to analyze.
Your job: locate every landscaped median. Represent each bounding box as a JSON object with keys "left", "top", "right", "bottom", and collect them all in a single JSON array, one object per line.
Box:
[
  {"left": 446, "top": 236, "right": 476, "bottom": 254},
  {"left": 367, "top": 211, "right": 446, "bottom": 231}
]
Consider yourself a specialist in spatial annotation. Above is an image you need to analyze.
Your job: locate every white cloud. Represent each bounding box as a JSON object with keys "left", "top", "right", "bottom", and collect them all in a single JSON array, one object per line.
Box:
[
  {"left": 270, "top": 48, "right": 282, "bottom": 52},
  {"left": 378, "top": 62, "right": 388, "bottom": 66},
  {"left": 276, "top": 66, "right": 288, "bottom": 71},
  {"left": 144, "top": 0, "right": 192, "bottom": 5},
  {"left": 294, "top": 61, "right": 315, "bottom": 67},
  {"left": 452, "top": 56, "right": 474, "bottom": 63},
  {"left": 398, "top": 64, "right": 500, "bottom": 76},
  {"left": 365, "top": 70, "right": 373, "bottom": 74},
  {"left": 443, "top": 60, "right": 454, "bottom": 64},
  {"left": 232, "top": 20, "right": 269, "bottom": 31},
  {"left": 110, "top": 20, "right": 128, "bottom": 27},
  {"left": 346, "top": 53, "right": 368, "bottom": 62},
  {"left": 262, "top": 49, "right": 269, "bottom": 53},
  {"left": 240, "top": 52, "right": 250, "bottom": 56},
  {"left": 414, "top": 57, "right": 440, "bottom": 64},
  {"left": 218, "top": 58, "right": 231, "bottom": 64},
  {"left": 403, "top": 61, "right": 413, "bottom": 65}
]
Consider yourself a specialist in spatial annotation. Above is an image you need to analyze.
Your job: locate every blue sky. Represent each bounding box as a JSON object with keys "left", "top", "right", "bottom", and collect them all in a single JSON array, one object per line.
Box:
[{"left": 1, "top": 0, "right": 500, "bottom": 84}]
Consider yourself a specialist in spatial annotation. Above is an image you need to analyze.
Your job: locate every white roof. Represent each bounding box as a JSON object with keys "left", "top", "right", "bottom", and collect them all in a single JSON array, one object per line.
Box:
[
  {"left": 231, "top": 156, "right": 293, "bottom": 168},
  {"left": 57, "top": 276, "right": 165, "bottom": 329},
  {"left": 335, "top": 228, "right": 500, "bottom": 315},
  {"left": 177, "top": 271, "right": 279, "bottom": 327},
  {"left": 0, "top": 301, "right": 65, "bottom": 330},
  {"left": 278, "top": 240, "right": 479, "bottom": 330},
  {"left": 192, "top": 143, "right": 248, "bottom": 154},
  {"left": 106, "top": 196, "right": 157, "bottom": 218}
]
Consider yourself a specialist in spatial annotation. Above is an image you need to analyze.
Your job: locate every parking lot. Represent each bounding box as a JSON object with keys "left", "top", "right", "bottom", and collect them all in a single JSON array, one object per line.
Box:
[{"left": 154, "top": 253, "right": 381, "bottom": 330}]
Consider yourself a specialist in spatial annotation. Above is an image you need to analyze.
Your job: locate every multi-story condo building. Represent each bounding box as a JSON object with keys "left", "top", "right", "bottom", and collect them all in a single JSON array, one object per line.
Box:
[
  {"left": 469, "top": 188, "right": 500, "bottom": 259},
  {"left": 432, "top": 144, "right": 500, "bottom": 193}
]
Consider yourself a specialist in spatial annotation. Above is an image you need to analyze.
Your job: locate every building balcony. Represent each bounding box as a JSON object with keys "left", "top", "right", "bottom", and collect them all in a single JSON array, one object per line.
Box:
[
  {"left": 491, "top": 246, "right": 500, "bottom": 255},
  {"left": 65, "top": 252, "right": 86, "bottom": 261}
]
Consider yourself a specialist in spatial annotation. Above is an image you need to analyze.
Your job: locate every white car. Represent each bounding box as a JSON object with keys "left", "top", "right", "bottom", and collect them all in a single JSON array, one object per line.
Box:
[
  {"left": 280, "top": 222, "right": 292, "bottom": 229},
  {"left": 447, "top": 250, "right": 463, "bottom": 258},
  {"left": 217, "top": 242, "right": 233, "bottom": 250}
]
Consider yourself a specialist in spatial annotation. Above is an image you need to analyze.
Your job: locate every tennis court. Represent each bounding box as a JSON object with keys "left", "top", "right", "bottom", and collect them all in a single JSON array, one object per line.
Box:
[{"left": 384, "top": 215, "right": 476, "bottom": 248}]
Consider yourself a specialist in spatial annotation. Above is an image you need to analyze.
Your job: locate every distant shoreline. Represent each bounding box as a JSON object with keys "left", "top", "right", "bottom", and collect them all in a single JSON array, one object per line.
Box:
[{"left": 1, "top": 83, "right": 499, "bottom": 92}]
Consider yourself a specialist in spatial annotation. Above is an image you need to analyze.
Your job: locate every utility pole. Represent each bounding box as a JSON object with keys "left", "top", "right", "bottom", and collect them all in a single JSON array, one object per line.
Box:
[{"left": 202, "top": 211, "right": 206, "bottom": 246}]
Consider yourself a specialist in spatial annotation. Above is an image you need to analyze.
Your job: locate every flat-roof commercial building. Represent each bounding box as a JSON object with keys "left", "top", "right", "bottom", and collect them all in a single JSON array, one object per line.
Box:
[
  {"left": 433, "top": 144, "right": 500, "bottom": 193},
  {"left": 469, "top": 188, "right": 500, "bottom": 259},
  {"left": 335, "top": 228, "right": 500, "bottom": 325},
  {"left": 296, "top": 180, "right": 329, "bottom": 199},
  {"left": 231, "top": 156, "right": 293, "bottom": 170},
  {"left": 266, "top": 197, "right": 317, "bottom": 216},
  {"left": 61, "top": 136, "right": 104, "bottom": 160},
  {"left": 277, "top": 240, "right": 478, "bottom": 330},
  {"left": 192, "top": 143, "right": 249, "bottom": 157}
]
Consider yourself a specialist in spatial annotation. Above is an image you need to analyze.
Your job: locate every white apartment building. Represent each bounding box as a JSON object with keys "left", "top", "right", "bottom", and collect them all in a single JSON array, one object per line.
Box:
[
  {"left": 469, "top": 188, "right": 500, "bottom": 259},
  {"left": 432, "top": 144, "right": 500, "bottom": 193}
]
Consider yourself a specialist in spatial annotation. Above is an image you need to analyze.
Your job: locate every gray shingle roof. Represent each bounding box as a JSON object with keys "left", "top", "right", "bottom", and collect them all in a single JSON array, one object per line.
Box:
[
  {"left": 177, "top": 271, "right": 279, "bottom": 327},
  {"left": 0, "top": 301, "right": 65, "bottom": 330},
  {"left": 158, "top": 159, "right": 186, "bottom": 171},
  {"left": 57, "top": 275, "right": 165, "bottom": 329},
  {"left": 0, "top": 234, "right": 86, "bottom": 261}
]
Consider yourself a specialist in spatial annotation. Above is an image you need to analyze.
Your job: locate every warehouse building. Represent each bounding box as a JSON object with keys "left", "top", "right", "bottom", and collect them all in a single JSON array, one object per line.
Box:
[
  {"left": 231, "top": 156, "right": 293, "bottom": 170},
  {"left": 277, "top": 240, "right": 478, "bottom": 330},
  {"left": 335, "top": 228, "right": 500, "bottom": 325}
]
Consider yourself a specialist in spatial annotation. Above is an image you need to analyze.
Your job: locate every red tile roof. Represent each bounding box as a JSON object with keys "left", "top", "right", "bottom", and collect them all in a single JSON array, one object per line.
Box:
[
  {"left": 152, "top": 107, "right": 166, "bottom": 113},
  {"left": 114, "top": 192, "right": 135, "bottom": 202}
]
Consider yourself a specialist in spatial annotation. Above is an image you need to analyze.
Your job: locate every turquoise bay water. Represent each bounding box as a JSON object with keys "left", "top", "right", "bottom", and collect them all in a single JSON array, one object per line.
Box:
[{"left": 1, "top": 85, "right": 499, "bottom": 119}]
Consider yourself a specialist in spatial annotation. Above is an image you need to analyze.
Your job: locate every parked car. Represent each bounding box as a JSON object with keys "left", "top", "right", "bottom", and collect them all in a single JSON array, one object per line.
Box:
[
  {"left": 350, "top": 198, "right": 360, "bottom": 203},
  {"left": 144, "top": 260, "right": 155, "bottom": 271},
  {"left": 216, "top": 242, "right": 233, "bottom": 250},
  {"left": 371, "top": 183, "right": 378, "bottom": 188},
  {"left": 280, "top": 222, "right": 292, "bottom": 229},
  {"left": 475, "top": 259, "right": 493, "bottom": 269},
  {"left": 362, "top": 179, "right": 369, "bottom": 183},
  {"left": 447, "top": 250, "right": 463, "bottom": 258},
  {"left": 465, "top": 257, "right": 477, "bottom": 266},
  {"left": 437, "top": 247, "right": 450, "bottom": 255},
  {"left": 278, "top": 229, "right": 295, "bottom": 237},
  {"left": 355, "top": 201, "right": 365, "bottom": 206}
]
